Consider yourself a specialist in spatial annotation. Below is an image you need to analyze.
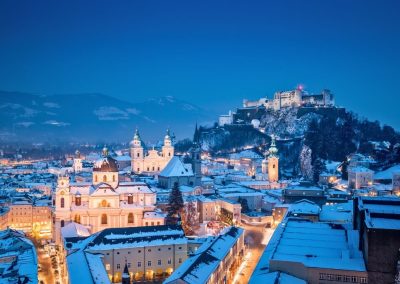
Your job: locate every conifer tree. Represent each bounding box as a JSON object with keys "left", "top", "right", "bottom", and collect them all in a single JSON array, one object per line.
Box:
[{"left": 167, "top": 182, "right": 184, "bottom": 221}]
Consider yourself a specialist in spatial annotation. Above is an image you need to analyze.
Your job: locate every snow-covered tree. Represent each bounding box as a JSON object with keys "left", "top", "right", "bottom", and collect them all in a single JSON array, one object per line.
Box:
[{"left": 300, "top": 144, "right": 313, "bottom": 180}]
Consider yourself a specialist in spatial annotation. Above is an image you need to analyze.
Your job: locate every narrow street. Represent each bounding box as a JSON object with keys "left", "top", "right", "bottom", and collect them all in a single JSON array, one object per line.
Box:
[
  {"left": 30, "top": 238, "right": 57, "bottom": 284},
  {"left": 233, "top": 223, "right": 275, "bottom": 284}
]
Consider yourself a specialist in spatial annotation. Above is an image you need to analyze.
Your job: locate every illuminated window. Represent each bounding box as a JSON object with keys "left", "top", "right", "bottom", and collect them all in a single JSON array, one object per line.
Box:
[
  {"left": 101, "top": 214, "right": 107, "bottom": 224},
  {"left": 76, "top": 196, "right": 81, "bottom": 206},
  {"left": 128, "top": 195, "right": 133, "bottom": 204},
  {"left": 113, "top": 175, "right": 116, "bottom": 182},
  {"left": 101, "top": 200, "right": 108, "bottom": 207},
  {"left": 103, "top": 175, "right": 107, "bottom": 182},
  {"left": 74, "top": 214, "right": 81, "bottom": 224},
  {"left": 128, "top": 213, "right": 134, "bottom": 224},
  {"left": 95, "top": 175, "right": 98, "bottom": 182}
]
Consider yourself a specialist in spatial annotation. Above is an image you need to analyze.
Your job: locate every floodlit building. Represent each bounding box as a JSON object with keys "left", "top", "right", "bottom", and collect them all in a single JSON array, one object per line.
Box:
[
  {"left": 65, "top": 225, "right": 188, "bottom": 283},
  {"left": 348, "top": 166, "right": 374, "bottom": 189},
  {"left": 164, "top": 227, "right": 245, "bottom": 284},
  {"left": 52, "top": 147, "right": 163, "bottom": 245},
  {"left": 130, "top": 129, "right": 174, "bottom": 174}
]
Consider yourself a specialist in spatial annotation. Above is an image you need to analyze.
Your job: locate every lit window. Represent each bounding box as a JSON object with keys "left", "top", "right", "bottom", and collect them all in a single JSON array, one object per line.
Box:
[
  {"left": 101, "top": 214, "right": 107, "bottom": 224},
  {"left": 105, "top": 264, "right": 110, "bottom": 270},
  {"left": 128, "top": 213, "right": 134, "bottom": 224}
]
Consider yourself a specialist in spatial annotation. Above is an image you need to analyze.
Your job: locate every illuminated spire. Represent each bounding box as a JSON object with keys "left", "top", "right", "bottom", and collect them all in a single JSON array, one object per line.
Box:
[{"left": 268, "top": 135, "right": 278, "bottom": 158}]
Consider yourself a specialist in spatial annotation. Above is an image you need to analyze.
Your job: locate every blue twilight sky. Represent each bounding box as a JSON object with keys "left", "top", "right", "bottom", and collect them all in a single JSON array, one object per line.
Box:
[{"left": 0, "top": 0, "right": 399, "bottom": 129}]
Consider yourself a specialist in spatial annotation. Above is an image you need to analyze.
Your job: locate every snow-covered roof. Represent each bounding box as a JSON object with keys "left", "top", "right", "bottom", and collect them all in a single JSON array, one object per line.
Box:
[
  {"left": 159, "top": 157, "right": 193, "bottom": 177},
  {"left": 251, "top": 218, "right": 366, "bottom": 282},
  {"left": 319, "top": 201, "right": 353, "bottom": 223},
  {"left": 229, "top": 150, "right": 263, "bottom": 160},
  {"left": 0, "top": 229, "right": 38, "bottom": 284},
  {"left": 270, "top": 219, "right": 366, "bottom": 271},
  {"left": 67, "top": 250, "right": 110, "bottom": 284},
  {"left": 374, "top": 164, "right": 400, "bottom": 180},
  {"left": 61, "top": 222, "right": 91, "bottom": 239},
  {"left": 348, "top": 166, "right": 374, "bottom": 174},
  {"left": 289, "top": 199, "right": 321, "bottom": 215},
  {"left": 250, "top": 271, "right": 306, "bottom": 284},
  {"left": 165, "top": 227, "right": 244, "bottom": 284}
]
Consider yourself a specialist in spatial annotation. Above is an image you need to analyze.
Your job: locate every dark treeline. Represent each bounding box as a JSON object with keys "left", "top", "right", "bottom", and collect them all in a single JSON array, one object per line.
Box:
[{"left": 304, "top": 111, "right": 400, "bottom": 166}]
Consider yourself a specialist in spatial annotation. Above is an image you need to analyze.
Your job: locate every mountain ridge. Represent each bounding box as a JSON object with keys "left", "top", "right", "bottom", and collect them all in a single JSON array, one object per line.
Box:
[{"left": 0, "top": 91, "right": 216, "bottom": 143}]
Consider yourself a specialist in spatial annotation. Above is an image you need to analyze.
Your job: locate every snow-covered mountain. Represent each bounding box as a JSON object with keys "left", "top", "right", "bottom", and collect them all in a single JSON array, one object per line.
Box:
[{"left": 0, "top": 91, "right": 215, "bottom": 143}]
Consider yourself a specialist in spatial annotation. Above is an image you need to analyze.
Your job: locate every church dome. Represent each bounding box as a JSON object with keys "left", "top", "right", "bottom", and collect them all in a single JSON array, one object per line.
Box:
[
  {"left": 94, "top": 156, "right": 118, "bottom": 172},
  {"left": 93, "top": 147, "right": 118, "bottom": 172}
]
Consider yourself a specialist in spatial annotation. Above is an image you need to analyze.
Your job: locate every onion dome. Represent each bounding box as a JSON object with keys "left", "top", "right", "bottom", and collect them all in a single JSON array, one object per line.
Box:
[
  {"left": 268, "top": 135, "right": 278, "bottom": 157},
  {"left": 130, "top": 128, "right": 142, "bottom": 147},
  {"left": 75, "top": 150, "right": 81, "bottom": 159}
]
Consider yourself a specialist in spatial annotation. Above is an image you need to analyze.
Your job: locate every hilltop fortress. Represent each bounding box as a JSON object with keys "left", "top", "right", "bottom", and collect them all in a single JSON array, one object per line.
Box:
[
  {"left": 219, "top": 87, "right": 338, "bottom": 127},
  {"left": 243, "top": 87, "right": 334, "bottom": 111}
]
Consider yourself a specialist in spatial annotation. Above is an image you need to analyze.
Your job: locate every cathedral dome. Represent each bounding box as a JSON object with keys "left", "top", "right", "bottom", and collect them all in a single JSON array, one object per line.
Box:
[{"left": 93, "top": 147, "right": 118, "bottom": 172}]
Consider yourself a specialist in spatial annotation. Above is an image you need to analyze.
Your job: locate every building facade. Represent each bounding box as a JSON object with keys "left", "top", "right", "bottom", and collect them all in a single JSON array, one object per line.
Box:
[
  {"left": 52, "top": 148, "right": 164, "bottom": 245},
  {"left": 130, "top": 129, "right": 174, "bottom": 174}
]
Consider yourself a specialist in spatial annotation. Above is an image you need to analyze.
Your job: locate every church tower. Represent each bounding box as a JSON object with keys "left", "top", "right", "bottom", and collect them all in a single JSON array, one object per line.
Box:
[
  {"left": 53, "top": 174, "right": 71, "bottom": 243},
  {"left": 130, "top": 129, "right": 144, "bottom": 173},
  {"left": 162, "top": 129, "right": 174, "bottom": 159},
  {"left": 268, "top": 135, "right": 279, "bottom": 182},
  {"left": 262, "top": 154, "right": 268, "bottom": 174},
  {"left": 73, "top": 150, "right": 82, "bottom": 173}
]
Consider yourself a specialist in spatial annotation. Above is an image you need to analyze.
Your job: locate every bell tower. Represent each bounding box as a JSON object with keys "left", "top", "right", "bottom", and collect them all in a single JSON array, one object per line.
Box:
[
  {"left": 268, "top": 135, "right": 279, "bottom": 183},
  {"left": 162, "top": 129, "right": 174, "bottom": 159},
  {"left": 130, "top": 129, "right": 144, "bottom": 173}
]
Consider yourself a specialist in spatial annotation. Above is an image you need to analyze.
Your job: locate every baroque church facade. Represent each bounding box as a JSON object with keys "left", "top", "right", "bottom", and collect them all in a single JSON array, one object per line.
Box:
[
  {"left": 130, "top": 129, "right": 174, "bottom": 174},
  {"left": 52, "top": 147, "right": 164, "bottom": 244}
]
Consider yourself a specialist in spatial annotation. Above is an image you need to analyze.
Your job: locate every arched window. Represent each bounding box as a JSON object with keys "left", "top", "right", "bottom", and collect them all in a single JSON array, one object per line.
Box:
[
  {"left": 152, "top": 166, "right": 155, "bottom": 171},
  {"left": 61, "top": 220, "right": 65, "bottom": 227},
  {"left": 137, "top": 168, "right": 140, "bottom": 172},
  {"left": 101, "top": 200, "right": 108, "bottom": 207},
  {"left": 103, "top": 175, "right": 107, "bottom": 182},
  {"left": 273, "top": 164, "right": 275, "bottom": 169},
  {"left": 94, "top": 175, "right": 98, "bottom": 182},
  {"left": 101, "top": 214, "right": 107, "bottom": 225},
  {"left": 168, "top": 152, "right": 171, "bottom": 157},
  {"left": 60, "top": 197, "right": 65, "bottom": 208},
  {"left": 128, "top": 213, "right": 134, "bottom": 224},
  {"left": 137, "top": 153, "right": 140, "bottom": 157},
  {"left": 76, "top": 196, "right": 81, "bottom": 206},
  {"left": 113, "top": 175, "right": 116, "bottom": 182},
  {"left": 74, "top": 214, "right": 81, "bottom": 224},
  {"left": 128, "top": 195, "right": 133, "bottom": 204}
]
